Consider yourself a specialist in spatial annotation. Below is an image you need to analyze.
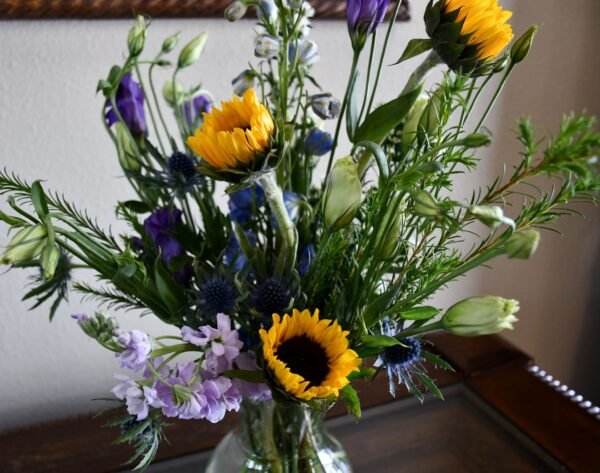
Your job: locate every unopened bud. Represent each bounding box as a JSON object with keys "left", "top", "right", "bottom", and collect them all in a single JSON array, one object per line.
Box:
[
  {"left": 470, "top": 205, "right": 514, "bottom": 229},
  {"left": 292, "top": 39, "right": 319, "bottom": 66},
  {"left": 323, "top": 157, "right": 364, "bottom": 231},
  {"left": 376, "top": 195, "right": 405, "bottom": 260},
  {"left": 505, "top": 228, "right": 540, "bottom": 259},
  {"left": 511, "top": 26, "right": 538, "bottom": 65},
  {"left": 115, "top": 123, "right": 141, "bottom": 172},
  {"left": 1, "top": 225, "right": 47, "bottom": 265},
  {"left": 442, "top": 296, "right": 520, "bottom": 336},
  {"left": 178, "top": 32, "right": 209, "bottom": 68},
  {"left": 225, "top": 0, "right": 248, "bottom": 22},
  {"left": 162, "top": 80, "right": 184, "bottom": 107},
  {"left": 412, "top": 190, "right": 439, "bottom": 217},
  {"left": 255, "top": 34, "right": 281, "bottom": 59},
  {"left": 127, "top": 15, "right": 147, "bottom": 57},
  {"left": 161, "top": 32, "right": 180, "bottom": 54},
  {"left": 401, "top": 94, "right": 428, "bottom": 153},
  {"left": 232, "top": 70, "right": 256, "bottom": 96},
  {"left": 40, "top": 244, "right": 60, "bottom": 280},
  {"left": 461, "top": 133, "right": 491, "bottom": 148},
  {"left": 310, "top": 93, "right": 341, "bottom": 120}
]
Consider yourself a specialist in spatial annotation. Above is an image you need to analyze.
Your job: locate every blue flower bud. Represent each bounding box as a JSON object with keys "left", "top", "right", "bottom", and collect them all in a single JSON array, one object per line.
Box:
[
  {"left": 304, "top": 128, "right": 333, "bottom": 156},
  {"left": 225, "top": 0, "right": 248, "bottom": 22},
  {"left": 310, "top": 93, "right": 341, "bottom": 120},
  {"left": 232, "top": 70, "right": 256, "bottom": 96},
  {"left": 255, "top": 34, "right": 281, "bottom": 59}
]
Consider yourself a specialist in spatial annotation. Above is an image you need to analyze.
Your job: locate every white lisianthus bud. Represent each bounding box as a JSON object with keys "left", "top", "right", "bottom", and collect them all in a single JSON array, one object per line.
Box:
[
  {"left": 506, "top": 229, "right": 541, "bottom": 259},
  {"left": 412, "top": 190, "right": 439, "bottom": 217},
  {"left": 1, "top": 225, "right": 47, "bottom": 265},
  {"left": 40, "top": 243, "right": 61, "bottom": 280},
  {"left": 178, "top": 32, "right": 209, "bottom": 68},
  {"left": 401, "top": 94, "right": 428, "bottom": 153},
  {"left": 376, "top": 195, "right": 405, "bottom": 260},
  {"left": 442, "top": 296, "right": 520, "bottom": 336},
  {"left": 161, "top": 32, "right": 180, "bottom": 54},
  {"left": 232, "top": 70, "right": 256, "bottom": 96},
  {"left": 127, "top": 15, "right": 147, "bottom": 57},
  {"left": 115, "top": 123, "right": 141, "bottom": 172},
  {"left": 470, "top": 205, "right": 515, "bottom": 229},
  {"left": 225, "top": 0, "right": 248, "bottom": 22},
  {"left": 255, "top": 34, "right": 281, "bottom": 59},
  {"left": 162, "top": 80, "right": 184, "bottom": 107},
  {"left": 323, "top": 156, "right": 363, "bottom": 231}
]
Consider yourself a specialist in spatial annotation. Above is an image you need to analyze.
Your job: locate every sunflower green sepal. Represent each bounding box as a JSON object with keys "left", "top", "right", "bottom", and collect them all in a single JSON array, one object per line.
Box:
[{"left": 425, "top": 0, "right": 514, "bottom": 76}]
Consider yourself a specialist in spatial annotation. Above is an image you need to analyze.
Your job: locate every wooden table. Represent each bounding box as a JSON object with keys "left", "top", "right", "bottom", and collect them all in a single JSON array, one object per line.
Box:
[{"left": 1, "top": 334, "right": 599, "bottom": 472}]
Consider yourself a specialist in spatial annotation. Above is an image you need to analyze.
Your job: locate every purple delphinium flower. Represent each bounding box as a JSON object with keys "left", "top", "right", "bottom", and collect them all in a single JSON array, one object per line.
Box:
[
  {"left": 111, "top": 374, "right": 163, "bottom": 421},
  {"left": 181, "top": 313, "right": 243, "bottom": 374},
  {"left": 304, "top": 128, "right": 333, "bottom": 156},
  {"left": 115, "top": 330, "right": 152, "bottom": 371},
  {"left": 183, "top": 94, "right": 212, "bottom": 127},
  {"left": 228, "top": 186, "right": 265, "bottom": 225},
  {"left": 298, "top": 243, "right": 316, "bottom": 277},
  {"left": 346, "top": 0, "right": 390, "bottom": 49},
  {"left": 156, "top": 361, "right": 241, "bottom": 422},
  {"left": 144, "top": 207, "right": 192, "bottom": 283},
  {"left": 105, "top": 73, "right": 148, "bottom": 136},
  {"left": 225, "top": 231, "right": 257, "bottom": 272},
  {"left": 234, "top": 351, "right": 272, "bottom": 401}
]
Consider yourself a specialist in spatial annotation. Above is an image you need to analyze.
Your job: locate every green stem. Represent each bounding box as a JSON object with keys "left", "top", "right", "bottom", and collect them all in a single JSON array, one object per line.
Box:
[
  {"left": 150, "top": 342, "right": 200, "bottom": 359},
  {"left": 474, "top": 63, "right": 515, "bottom": 132},
  {"left": 148, "top": 62, "right": 173, "bottom": 150},
  {"left": 258, "top": 170, "right": 298, "bottom": 270},
  {"left": 134, "top": 62, "right": 166, "bottom": 156},
  {"left": 399, "top": 320, "right": 443, "bottom": 338},
  {"left": 358, "top": 31, "right": 377, "bottom": 123},
  {"left": 400, "top": 50, "right": 442, "bottom": 96}
]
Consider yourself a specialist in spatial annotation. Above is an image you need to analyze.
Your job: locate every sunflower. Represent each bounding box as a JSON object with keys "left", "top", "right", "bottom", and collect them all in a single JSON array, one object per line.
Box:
[
  {"left": 259, "top": 309, "right": 361, "bottom": 401},
  {"left": 425, "top": 0, "right": 513, "bottom": 74},
  {"left": 186, "top": 88, "right": 274, "bottom": 170}
]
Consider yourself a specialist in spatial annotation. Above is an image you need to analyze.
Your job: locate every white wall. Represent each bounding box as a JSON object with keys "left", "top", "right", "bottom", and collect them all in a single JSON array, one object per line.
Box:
[{"left": 0, "top": 1, "right": 598, "bottom": 430}]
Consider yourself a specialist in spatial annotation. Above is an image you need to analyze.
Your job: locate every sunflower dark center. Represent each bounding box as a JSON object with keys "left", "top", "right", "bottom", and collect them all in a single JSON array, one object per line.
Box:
[{"left": 276, "top": 335, "right": 329, "bottom": 387}]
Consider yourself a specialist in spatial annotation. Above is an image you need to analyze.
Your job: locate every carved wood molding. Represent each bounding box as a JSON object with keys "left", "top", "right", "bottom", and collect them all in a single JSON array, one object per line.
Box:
[{"left": 0, "top": 0, "right": 410, "bottom": 20}]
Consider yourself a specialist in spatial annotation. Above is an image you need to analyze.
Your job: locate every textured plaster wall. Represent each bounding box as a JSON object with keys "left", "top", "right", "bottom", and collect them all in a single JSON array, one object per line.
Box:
[{"left": 0, "top": 0, "right": 598, "bottom": 430}]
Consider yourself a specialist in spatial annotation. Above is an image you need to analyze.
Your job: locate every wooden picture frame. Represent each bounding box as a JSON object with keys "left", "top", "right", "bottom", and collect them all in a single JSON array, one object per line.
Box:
[{"left": 0, "top": 0, "right": 410, "bottom": 20}]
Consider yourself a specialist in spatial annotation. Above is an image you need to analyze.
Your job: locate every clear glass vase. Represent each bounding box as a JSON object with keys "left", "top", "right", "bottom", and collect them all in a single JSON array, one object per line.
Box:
[{"left": 206, "top": 398, "right": 352, "bottom": 473}]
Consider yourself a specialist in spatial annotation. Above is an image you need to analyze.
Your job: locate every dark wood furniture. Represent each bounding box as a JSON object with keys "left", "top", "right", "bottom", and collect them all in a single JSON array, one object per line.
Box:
[{"left": 1, "top": 333, "right": 599, "bottom": 472}]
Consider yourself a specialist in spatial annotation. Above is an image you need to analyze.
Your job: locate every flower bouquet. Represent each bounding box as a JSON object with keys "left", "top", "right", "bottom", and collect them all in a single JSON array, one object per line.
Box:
[{"left": 1, "top": 0, "right": 598, "bottom": 471}]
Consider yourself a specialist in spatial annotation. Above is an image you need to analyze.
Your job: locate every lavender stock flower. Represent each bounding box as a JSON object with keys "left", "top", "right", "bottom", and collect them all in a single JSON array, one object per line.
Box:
[
  {"left": 346, "top": 0, "right": 390, "bottom": 50},
  {"left": 112, "top": 374, "right": 162, "bottom": 421},
  {"left": 105, "top": 73, "right": 148, "bottom": 136},
  {"left": 115, "top": 330, "right": 152, "bottom": 371},
  {"left": 183, "top": 94, "right": 211, "bottom": 127}
]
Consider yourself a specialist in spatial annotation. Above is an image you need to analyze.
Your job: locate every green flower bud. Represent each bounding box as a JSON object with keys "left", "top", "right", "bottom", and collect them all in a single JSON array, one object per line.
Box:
[
  {"left": 412, "top": 190, "right": 439, "bottom": 217},
  {"left": 115, "top": 122, "right": 141, "bottom": 172},
  {"left": 162, "top": 32, "right": 180, "bottom": 54},
  {"left": 225, "top": 0, "right": 248, "bottom": 22},
  {"left": 461, "top": 133, "right": 492, "bottom": 148},
  {"left": 127, "top": 15, "right": 147, "bottom": 58},
  {"left": 375, "top": 194, "right": 405, "bottom": 260},
  {"left": 1, "top": 225, "right": 47, "bottom": 265},
  {"left": 506, "top": 229, "right": 540, "bottom": 259},
  {"left": 442, "top": 296, "right": 520, "bottom": 337},
  {"left": 162, "top": 80, "right": 184, "bottom": 107},
  {"left": 419, "top": 80, "right": 450, "bottom": 136},
  {"left": 401, "top": 94, "right": 428, "bottom": 154},
  {"left": 510, "top": 26, "right": 538, "bottom": 65},
  {"left": 323, "top": 156, "right": 363, "bottom": 231},
  {"left": 74, "top": 312, "right": 122, "bottom": 350},
  {"left": 469, "top": 205, "right": 514, "bottom": 229},
  {"left": 40, "top": 243, "right": 60, "bottom": 280},
  {"left": 178, "top": 32, "right": 209, "bottom": 69}
]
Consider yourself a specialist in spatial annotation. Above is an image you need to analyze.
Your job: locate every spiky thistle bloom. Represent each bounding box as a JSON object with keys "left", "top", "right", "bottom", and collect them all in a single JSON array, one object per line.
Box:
[
  {"left": 252, "top": 277, "right": 292, "bottom": 318},
  {"left": 426, "top": 0, "right": 514, "bottom": 74},
  {"left": 168, "top": 152, "right": 197, "bottom": 181},
  {"left": 259, "top": 309, "right": 361, "bottom": 400},
  {"left": 197, "top": 277, "right": 238, "bottom": 317},
  {"left": 186, "top": 88, "right": 274, "bottom": 170}
]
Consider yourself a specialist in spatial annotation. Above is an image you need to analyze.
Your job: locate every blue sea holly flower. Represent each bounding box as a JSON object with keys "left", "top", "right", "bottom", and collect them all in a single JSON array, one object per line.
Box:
[
  {"left": 168, "top": 152, "right": 197, "bottom": 181},
  {"left": 374, "top": 319, "right": 424, "bottom": 396},
  {"left": 105, "top": 73, "right": 148, "bottom": 136},
  {"left": 183, "top": 94, "right": 212, "bottom": 127},
  {"left": 197, "top": 277, "right": 238, "bottom": 317},
  {"left": 228, "top": 186, "right": 265, "bottom": 225},
  {"left": 304, "top": 128, "right": 333, "bottom": 156},
  {"left": 346, "top": 0, "right": 391, "bottom": 50},
  {"left": 252, "top": 277, "right": 292, "bottom": 317}
]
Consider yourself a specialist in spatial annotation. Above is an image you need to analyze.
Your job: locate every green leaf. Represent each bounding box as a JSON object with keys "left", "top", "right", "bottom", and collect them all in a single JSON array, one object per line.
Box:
[
  {"left": 360, "top": 334, "right": 401, "bottom": 348},
  {"left": 31, "top": 180, "right": 49, "bottom": 219},
  {"left": 346, "top": 69, "right": 360, "bottom": 140},
  {"left": 0, "top": 209, "right": 28, "bottom": 227},
  {"left": 153, "top": 256, "right": 186, "bottom": 319},
  {"left": 119, "top": 200, "right": 151, "bottom": 214},
  {"left": 392, "top": 39, "right": 433, "bottom": 65},
  {"left": 422, "top": 352, "right": 455, "bottom": 372},
  {"left": 353, "top": 141, "right": 389, "bottom": 182},
  {"left": 399, "top": 306, "right": 440, "bottom": 320},
  {"left": 416, "top": 372, "right": 444, "bottom": 400},
  {"left": 221, "top": 369, "right": 266, "bottom": 384},
  {"left": 362, "top": 282, "right": 403, "bottom": 328},
  {"left": 353, "top": 86, "right": 422, "bottom": 144},
  {"left": 340, "top": 385, "right": 361, "bottom": 420}
]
